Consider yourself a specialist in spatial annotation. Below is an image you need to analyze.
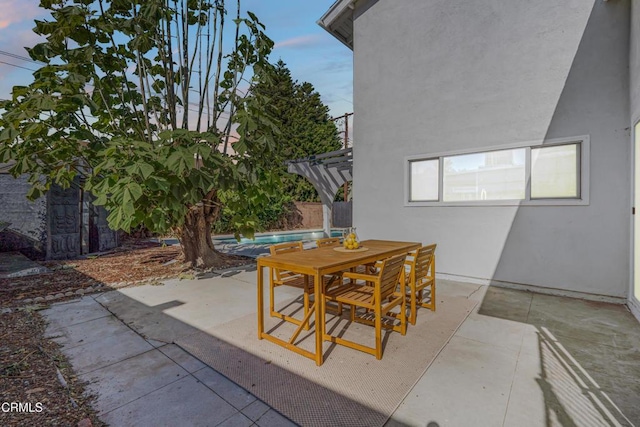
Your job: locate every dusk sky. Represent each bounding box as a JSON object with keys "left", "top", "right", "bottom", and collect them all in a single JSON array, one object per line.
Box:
[{"left": 0, "top": 0, "right": 353, "bottom": 119}]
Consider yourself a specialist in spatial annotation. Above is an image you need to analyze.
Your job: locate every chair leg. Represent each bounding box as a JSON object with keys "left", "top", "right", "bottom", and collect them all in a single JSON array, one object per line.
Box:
[
  {"left": 410, "top": 288, "right": 418, "bottom": 325},
  {"left": 431, "top": 259, "right": 436, "bottom": 311},
  {"left": 350, "top": 304, "right": 355, "bottom": 322},
  {"left": 303, "top": 290, "right": 310, "bottom": 331},
  {"left": 269, "top": 268, "right": 276, "bottom": 316},
  {"left": 431, "top": 283, "right": 436, "bottom": 311},
  {"left": 320, "top": 295, "right": 326, "bottom": 340},
  {"left": 400, "top": 294, "right": 407, "bottom": 336},
  {"left": 418, "top": 283, "right": 436, "bottom": 312},
  {"left": 375, "top": 306, "right": 382, "bottom": 360}
]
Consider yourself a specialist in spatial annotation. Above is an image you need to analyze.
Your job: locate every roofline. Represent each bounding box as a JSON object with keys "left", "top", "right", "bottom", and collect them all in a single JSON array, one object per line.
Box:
[{"left": 317, "top": 0, "right": 355, "bottom": 50}]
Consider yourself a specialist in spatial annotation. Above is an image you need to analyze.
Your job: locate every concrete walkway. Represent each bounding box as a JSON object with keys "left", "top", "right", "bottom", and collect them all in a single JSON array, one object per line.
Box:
[
  {"left": 42, "top": 273, "right": 299, "bottom": 427},
  {"left": 42, "top": 268, "right": 640, "bottom": 426}
]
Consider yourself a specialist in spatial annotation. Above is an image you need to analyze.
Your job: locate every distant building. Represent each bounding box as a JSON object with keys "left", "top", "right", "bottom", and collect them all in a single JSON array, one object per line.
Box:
[{"left": 0, "top": 163, "right": 118, "bottom": 259}]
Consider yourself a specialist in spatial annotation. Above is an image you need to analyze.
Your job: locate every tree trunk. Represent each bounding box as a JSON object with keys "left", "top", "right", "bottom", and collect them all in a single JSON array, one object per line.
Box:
[{"left": 179, "top": 206, "right": 222, "bottom": 268}]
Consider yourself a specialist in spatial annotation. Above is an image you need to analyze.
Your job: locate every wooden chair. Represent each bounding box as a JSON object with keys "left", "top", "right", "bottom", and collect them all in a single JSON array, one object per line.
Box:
[
  {"left": 269, "top": 242, "right": 314, "bottom": 328},
  {"left": 405, "top": 244, "right": 437, "bottom": 325},
  {"left": 316, "top": 237, "right": 341, "bottom": 248},
  {"left": 321, "top": 253, "right": 407, "bottom": 360},
  {"left": 315, "top": 237, "right": 344, "bottom": 314}
]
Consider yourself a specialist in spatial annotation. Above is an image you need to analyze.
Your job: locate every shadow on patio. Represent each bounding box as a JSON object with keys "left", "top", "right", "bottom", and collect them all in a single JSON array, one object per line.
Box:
[
  {"left": 475, "top": 2, "right": 640, "bottom": 424},
  {"left": 43, "top": 264, "right": 432, "bottom": 427},
  {"left": 477, "top": 286, "right": 640, "bottom": 426}
]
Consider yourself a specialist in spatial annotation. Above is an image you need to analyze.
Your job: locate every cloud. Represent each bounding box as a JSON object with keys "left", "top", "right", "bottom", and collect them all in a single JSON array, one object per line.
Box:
[
  {"left": 319, "top": 59, "right": 352, "bottom": 74},
  {"left": 0, "top": 1, "right": 47, "bottom": 62},
  {"left": 0, "top": 27, "right": 46, "bottom": 99},
  {"left": 0, "top": 0, "right": 44, "bottom": 29},
  {"left": 274, "top": 34, "right": 325, "bottom": 50},
  {"left": 0, "top": 28, "right": 46, "bottom": 52}
]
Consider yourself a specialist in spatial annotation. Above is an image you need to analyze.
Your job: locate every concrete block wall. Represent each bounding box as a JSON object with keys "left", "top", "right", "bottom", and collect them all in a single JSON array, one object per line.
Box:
[{"left": 0, "top": 174, "right": 47, "bottom": 252}]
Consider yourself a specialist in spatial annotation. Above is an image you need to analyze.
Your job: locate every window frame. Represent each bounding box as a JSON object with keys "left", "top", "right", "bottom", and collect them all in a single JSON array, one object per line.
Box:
[{"left": 404, "top": 135, "right": 590, "bottom": 207}]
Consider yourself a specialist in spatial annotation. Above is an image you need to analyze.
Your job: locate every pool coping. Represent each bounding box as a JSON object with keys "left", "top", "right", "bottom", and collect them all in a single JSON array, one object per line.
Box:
[
  {"left": 212, "top": 228, "right": 347, "bottom": 242},
  {"left": 152, "top": 228, "right": 347, "bottom": 259}
]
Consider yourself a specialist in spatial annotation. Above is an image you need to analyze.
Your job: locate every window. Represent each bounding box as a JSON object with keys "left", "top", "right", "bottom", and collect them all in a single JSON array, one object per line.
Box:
[
  {"left": 531, "top": 144, "right": 579, "bottom": 199},
  {"left": 443, "top": 149, "right": 526, "bottom": 201},
  {"left": 410, "top": 159, "right": 439, "bottom": 201},
  {"left": 405, "top": 137, "right": 588, "bottom": 206}
]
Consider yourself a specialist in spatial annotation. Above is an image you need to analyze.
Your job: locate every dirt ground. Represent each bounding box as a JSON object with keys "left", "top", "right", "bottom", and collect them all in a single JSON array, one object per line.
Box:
[
  {"left": 0, "top": 240, "right": 253, "bottom": 308},
  {"left": 0, "top": 309, "right": 105, "bottom": 427},
  {"left": 0, "top": 240, "right": 254, "bottom": 426}
]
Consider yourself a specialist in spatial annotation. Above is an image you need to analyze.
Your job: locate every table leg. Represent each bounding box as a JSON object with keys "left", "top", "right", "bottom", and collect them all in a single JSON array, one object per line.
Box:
[
  {"left": 314, "top": 272, "right": 323, "bottom": 366},
  {"left": 257, "top": 262, "right": 264, "bottom": 339}
]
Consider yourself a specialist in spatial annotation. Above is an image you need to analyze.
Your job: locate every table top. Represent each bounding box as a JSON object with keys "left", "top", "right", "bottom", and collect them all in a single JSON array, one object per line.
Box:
[{"left": 257, "top": 239, "right": 422, "bottom": 276}]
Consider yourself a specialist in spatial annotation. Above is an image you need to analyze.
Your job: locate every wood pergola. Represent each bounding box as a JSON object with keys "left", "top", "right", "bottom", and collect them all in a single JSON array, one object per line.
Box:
[{"left": 287, "top": 148, "right": 353, "bottom": 236}]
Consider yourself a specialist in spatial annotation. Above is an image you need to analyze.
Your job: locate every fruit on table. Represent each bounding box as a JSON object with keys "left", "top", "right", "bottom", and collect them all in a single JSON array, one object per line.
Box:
[{"left": 343, "top": 234, "right": 359, "bottom": 250}]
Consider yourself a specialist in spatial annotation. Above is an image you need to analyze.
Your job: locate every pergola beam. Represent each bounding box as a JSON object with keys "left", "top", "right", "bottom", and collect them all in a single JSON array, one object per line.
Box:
[{"left": 287, "top": 148, "right": 353, "bottom": 236}]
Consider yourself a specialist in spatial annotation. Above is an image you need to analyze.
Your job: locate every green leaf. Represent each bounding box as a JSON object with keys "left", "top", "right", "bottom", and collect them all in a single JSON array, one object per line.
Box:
[
  {"left": 138, "top": 162, "right": 154, "bottom": 179},
  {"left": 166, "top": 151, "right": 186, "bottom": 175},
  {"left": 122, "top": 189, "right": 135, "bottom": 216},
  {"left": 0, "top": 126, "right": 18, "bottom": 142},
  {"left": 26, "top": 186, "right": 42, "bottom": 200},
  {"left": 128, "top": 182, "right": 143, "bottom": 201},
  {"left": 93, "top": 193, "right": 108, "bottom": 206}
]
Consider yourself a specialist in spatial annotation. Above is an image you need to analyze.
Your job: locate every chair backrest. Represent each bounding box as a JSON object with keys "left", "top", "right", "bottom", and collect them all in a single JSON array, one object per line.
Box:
[
  {"left": 316, "top": 237, "right": 340, "bottom": 248},
  {"left": 377, "top": 253, "right": 407, "bottom": 301},
  {"left": 270, "top": 241, "right": 303, "bottom": 256},
  {"left": 270, "top": 241, "right": 304, "bottom": 282},
  {"left": 411, "top": 244, "right": 437, "bottom": 282}
]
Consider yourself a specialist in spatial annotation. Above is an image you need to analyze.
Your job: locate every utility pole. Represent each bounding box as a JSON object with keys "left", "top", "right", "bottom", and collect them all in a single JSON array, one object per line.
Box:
[{"left": 332, "top": 112, "right": 354, "bottom": 201}]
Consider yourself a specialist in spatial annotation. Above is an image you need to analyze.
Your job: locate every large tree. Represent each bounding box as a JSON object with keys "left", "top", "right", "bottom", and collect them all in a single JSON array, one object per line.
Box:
[
  {"left": 0, "top": 0, "right": 281, "bottom": 267},
  {"left": 253, "top": 60, "right": 342, "bottom": 202}
]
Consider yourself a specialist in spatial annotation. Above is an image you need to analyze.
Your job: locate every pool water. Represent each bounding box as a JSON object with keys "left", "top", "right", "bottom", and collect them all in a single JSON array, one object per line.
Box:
[{"left": 213, "top": 229, "right": 344, "bottom": 245}]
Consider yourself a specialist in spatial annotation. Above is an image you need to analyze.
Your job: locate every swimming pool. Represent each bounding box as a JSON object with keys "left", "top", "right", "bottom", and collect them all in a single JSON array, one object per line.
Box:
[{"left": 213, "top": 229, "right": 344, "bottom": 245}]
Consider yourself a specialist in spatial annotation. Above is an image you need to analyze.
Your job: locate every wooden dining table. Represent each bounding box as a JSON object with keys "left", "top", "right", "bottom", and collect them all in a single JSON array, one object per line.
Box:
[{"left": 256, "top": 239, "right": 421, "bottom": 366}]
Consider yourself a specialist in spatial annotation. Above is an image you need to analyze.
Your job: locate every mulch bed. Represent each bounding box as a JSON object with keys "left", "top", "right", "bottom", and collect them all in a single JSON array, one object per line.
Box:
[
  {"left": 0, "top": 308, "right": 104, "bottom": 427},
  {"left": 0, "top": 240, "right": 254, "bottom": 308},
  {"left": 0, "top": 239, "right": 254, "bottom": 426}
]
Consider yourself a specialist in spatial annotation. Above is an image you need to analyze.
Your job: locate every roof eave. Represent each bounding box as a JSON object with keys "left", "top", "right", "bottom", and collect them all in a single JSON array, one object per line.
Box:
[{"left": 317, "top": 0, "right": 355, "bottom": 50}]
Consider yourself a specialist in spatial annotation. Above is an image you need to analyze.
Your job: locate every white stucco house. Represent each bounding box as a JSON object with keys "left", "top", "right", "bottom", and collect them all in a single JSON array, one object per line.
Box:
[{"left": 320, "top": 0, "right": 640, "bottom": 322}]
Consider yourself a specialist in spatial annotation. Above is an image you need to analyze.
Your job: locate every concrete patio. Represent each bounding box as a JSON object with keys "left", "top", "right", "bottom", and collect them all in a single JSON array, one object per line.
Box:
[{"left": 42, "top": 267, "right": 640, "bottom": 426}]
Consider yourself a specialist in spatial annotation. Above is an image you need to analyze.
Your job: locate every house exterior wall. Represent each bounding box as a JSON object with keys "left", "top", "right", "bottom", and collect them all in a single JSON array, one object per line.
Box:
[{"left": 352, "top": 0, "right": 631, "bottom": 298}]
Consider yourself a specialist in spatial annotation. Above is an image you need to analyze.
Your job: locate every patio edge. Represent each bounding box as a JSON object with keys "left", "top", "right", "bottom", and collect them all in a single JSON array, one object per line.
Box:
[{"left": 437, "top": 273, "right": 628, "bottom": 305}]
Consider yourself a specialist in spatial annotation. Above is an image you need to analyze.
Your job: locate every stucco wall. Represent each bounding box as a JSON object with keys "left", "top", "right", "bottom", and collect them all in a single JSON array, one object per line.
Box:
[{"left": 353, "top": 0, "right": 631, "bottom": 297}]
